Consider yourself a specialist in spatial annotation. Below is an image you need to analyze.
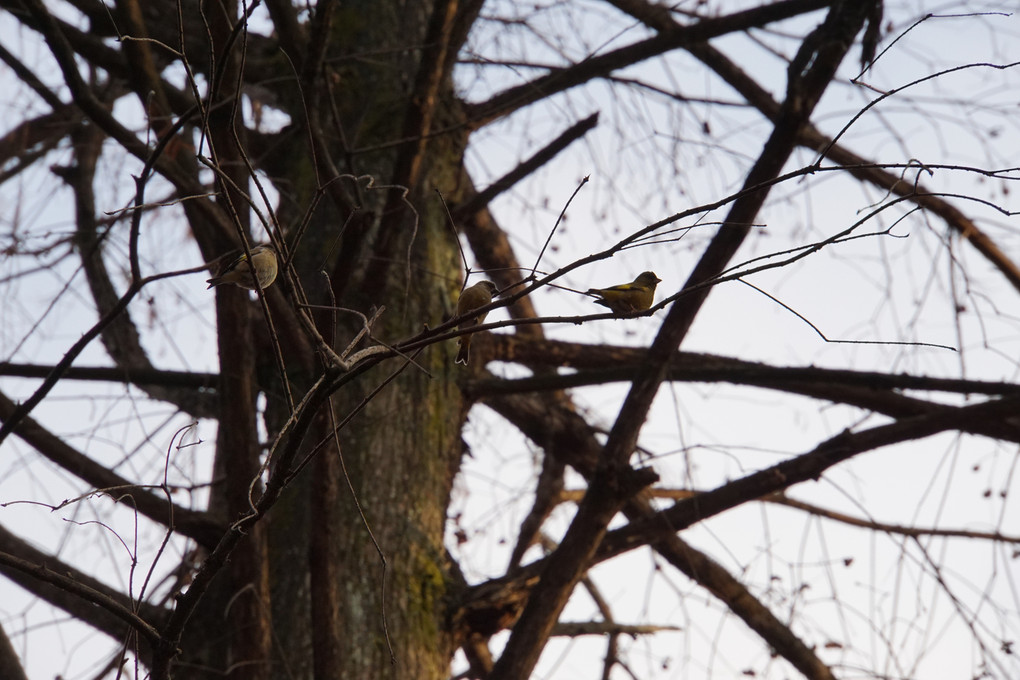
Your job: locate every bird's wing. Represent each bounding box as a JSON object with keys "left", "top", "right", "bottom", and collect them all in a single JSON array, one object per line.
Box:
[{"left": 600, "top": 282, "right": 639, "bottom": 293}]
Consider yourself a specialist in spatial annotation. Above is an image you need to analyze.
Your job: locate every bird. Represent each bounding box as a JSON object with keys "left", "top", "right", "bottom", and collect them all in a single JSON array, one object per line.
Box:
[
  {"left": 586, "top": 271, "right": 661, "bottom": 314},
  {"left": 206, "top": 244, "right": 279, "bottom": 290},
  {"left": 454, "top": 280, "right": 498, "bottom": 365}
]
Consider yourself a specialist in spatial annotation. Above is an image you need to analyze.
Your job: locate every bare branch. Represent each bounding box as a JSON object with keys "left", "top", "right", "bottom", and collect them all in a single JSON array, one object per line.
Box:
[
  {"left": 0, "top": 524, "right": 165, "bottom": 647},
  {"left": 0, "top": 390, "right": 224, "bottom": 547},
  {"left": 465, "top": 0, "right": 832, "bottom": 126}
]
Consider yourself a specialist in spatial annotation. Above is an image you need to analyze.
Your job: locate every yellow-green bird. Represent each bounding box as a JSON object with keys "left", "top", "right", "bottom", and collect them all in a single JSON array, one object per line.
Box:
[
  {"left": 206, "top": 244, "right": 278, "bottom": 290},
  {"left": 454, "top": 280, "right": 498, "bottom": 365},
  {"left": 586, "top": 271, "right": 661, "bottom": 314}
]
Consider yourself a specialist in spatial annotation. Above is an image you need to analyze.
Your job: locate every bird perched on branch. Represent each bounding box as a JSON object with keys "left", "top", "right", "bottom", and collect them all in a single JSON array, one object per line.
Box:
[
  {"left": 454, "top": 280, "right": 498, "bottom": 365},
  {"left": 586, "top": 271, "right": 661, "bottom": 314},
  {"left": 206, "top": 244, "right": 278, "bottom": 290}
]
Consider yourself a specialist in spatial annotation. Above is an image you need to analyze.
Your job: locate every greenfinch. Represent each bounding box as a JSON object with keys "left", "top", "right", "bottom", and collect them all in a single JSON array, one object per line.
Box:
[
  {"left": 454, "top": 280, "right": 498, "bottom": 365},
  {"left": 586, "top": 271, "right": 661, "bottom": 314},
  {"left": 206, "top": 244, "right": 278, "bottom": 290}
]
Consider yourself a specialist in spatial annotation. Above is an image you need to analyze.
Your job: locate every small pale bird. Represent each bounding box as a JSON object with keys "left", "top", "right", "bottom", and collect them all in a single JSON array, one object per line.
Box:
[
  {"left": 206, "top": 244, "right": 278, "bottom": 290},
  {"left": 586, "top": 271, "right": 661, "bottom": 315},
  {"left": 454, "top": 280, "right": 498, "bottom": 365}
]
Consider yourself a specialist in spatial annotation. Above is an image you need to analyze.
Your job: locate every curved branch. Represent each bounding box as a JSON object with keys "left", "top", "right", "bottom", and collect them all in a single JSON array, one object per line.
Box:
[
  {"left": 0, "top": 390, "right": 224, "bottom": 548},
  {"left": 481, "top": 388, "right": 842, "bottom": 680},
  {"left": 475, "top": 336, "right": 1020, "bottom": 398},
  {"left": 0, "top": 362, "right": 218, "bottom": 391},
  {"left": 0, "top": 622, "right": 28, "bottom": 680},
  {"left": 464, "top": 0, "right": 831, "bottom": 126},
  {"left": 62, "top": 122, "right": 214, "bottom": 418},
  {"left": 603, "top": 395, "right": 1020, "bottom": 561},
  {"left": 488, "top": 10, "right": 884, "bottom": 676},
  {"left": 454, "top": 113, "right": 598, "bottom": 220},
  {"left": 13, "top": 0, "right": 234, "bottom": 238},
  {"left": 687, "top": 43, "right": 1020, "bottom": 291},
  {"left": 463, "top": 395, "right": 1019, "bottom": 680},
  {"left": 471, "top": 337, "right": 1020, "bottom": 444},
  {"left": 564, "top": 486, "right": 1020, "bottom": 543},
  {"left": 0, "top": 524, "right": 165, "bottom": 648}
]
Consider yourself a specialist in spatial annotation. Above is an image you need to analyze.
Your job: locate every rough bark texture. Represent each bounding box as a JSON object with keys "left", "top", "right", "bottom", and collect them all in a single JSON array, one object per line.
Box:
[
  {"left": 12, "top": 2, "right": 1020, "bottom": 680},
  {"left": 255, "top": 1, "right": 467, "bottom": 677}
]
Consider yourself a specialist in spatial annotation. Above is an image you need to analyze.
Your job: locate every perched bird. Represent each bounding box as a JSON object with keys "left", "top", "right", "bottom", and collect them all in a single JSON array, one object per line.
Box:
[
  {"left": 454, "top": 280, "right": 498, "bottom": 365},
  {"left": 206, "top": 244, "right": 278, "bottom": 290},
  {"left": 586, "top": 271, "right": 661, "bottom": 315}
]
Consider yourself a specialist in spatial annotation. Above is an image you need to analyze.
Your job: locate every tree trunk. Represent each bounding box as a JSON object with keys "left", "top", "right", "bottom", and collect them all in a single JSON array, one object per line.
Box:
[{"left": 176, "top": 0, "right": 469, "bottom": 677}]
